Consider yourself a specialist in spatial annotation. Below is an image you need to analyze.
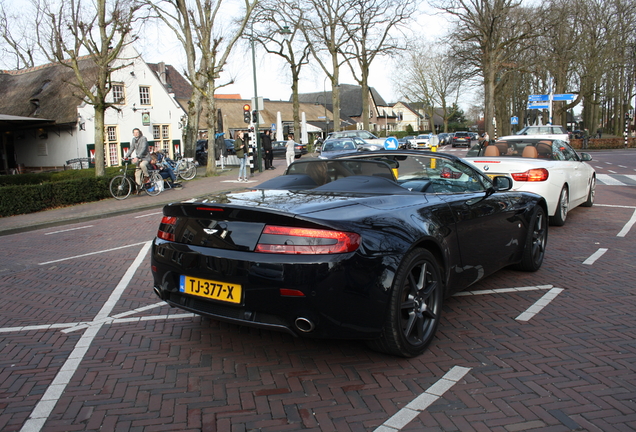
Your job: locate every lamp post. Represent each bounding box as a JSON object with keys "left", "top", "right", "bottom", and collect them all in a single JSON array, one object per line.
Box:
[{"left": 250, "top": 21, "right": 262, "bottom": 173}]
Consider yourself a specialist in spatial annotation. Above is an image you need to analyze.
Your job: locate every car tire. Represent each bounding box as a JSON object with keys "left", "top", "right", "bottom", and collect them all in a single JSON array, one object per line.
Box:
[
  {"left": 581, "top": 176, "right": 596, "bottom": 207},
  {"left": 513, "top": 205, "right": 548, "bottom": 272},
  {"left": 549, "top": 186, "right": 569, "bottom": 226},
  {"left": 367, "top": 248, "right": 443, "bottom": 358}
]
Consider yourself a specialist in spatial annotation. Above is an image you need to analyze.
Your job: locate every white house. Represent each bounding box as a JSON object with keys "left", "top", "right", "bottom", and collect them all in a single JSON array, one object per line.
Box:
[{"left": 0, "top": 44, "right": 186, "bottom": 173}]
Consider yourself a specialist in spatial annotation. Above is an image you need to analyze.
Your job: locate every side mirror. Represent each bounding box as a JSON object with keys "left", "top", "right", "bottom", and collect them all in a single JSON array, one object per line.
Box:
[
  {"left": 492, "top": 176, "right": 513, "bottom": 191},
  {"left": 579, "top": 152, "right": 592, "bottom": 161}
]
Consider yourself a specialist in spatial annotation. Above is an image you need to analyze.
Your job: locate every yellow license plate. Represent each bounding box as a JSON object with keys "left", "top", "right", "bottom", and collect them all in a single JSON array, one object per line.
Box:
[{"left": 179, "top": 275, "right": 242, "bottom": 304}]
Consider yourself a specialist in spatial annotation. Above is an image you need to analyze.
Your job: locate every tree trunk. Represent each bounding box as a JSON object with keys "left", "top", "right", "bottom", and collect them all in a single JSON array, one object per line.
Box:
[{"left": 93, "top": 106, "right": 105, "bottom": 177}]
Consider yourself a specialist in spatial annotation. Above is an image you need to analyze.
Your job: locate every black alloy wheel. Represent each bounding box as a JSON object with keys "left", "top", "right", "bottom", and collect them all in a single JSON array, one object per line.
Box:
[
  {"left": 514, "top": 205, "right": 548, "bottom": 272},
  {"left": 368, "top": 248, "right": 443, "bottom": 357},
  {"left": 582, "top": 176, "right": 596, "bottom": 207}
]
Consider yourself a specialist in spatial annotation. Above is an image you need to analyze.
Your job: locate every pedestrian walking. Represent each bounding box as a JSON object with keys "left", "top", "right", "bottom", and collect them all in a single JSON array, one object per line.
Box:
[
  {"left": 596, "top": 127, "right": 602, "bottom": 139},
  {"left": 261, "top": 130, "right": 274, "bottom": 170},
  {"left": 286, "top": 134, "right": 296, "bottom": 167},
  {"left": 234, "top": 130, "right": 248, "bottom": 182}
]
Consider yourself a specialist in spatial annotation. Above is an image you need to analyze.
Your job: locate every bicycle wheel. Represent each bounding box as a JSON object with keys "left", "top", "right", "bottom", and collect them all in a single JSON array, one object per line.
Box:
[
  {"left": 145, "top": 172, "right": 164, "bottom": 196},
  {"left": 109, "top": 175, "right": 132, "bottom": 200},
  {"left": 179, "top": 161, "right": 197, "bottom": 180}
]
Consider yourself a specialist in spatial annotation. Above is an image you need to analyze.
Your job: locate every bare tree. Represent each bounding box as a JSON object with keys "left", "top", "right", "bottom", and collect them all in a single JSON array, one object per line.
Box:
[
  {"left": 397, "top": 42, "right": 463, "bottom": 133},
  {"left": 435, "top": 0, "right": 536, "bottom": 137},
  {"left": 299, "top": 0, "right": 353, "bottom": 131},
  {"left": 0, "top": 0, "right": 37, "bottom": 69},
  {"left": 342, "top": 0, "right": 414, "bottom": 131},
  {"left": 252, "top": 0, "right": 311, "bottom": 145},
  {"left": 148, "top": 0, "right": 257, "bottom": 176},
  {"left": 36, "top": 0, "right": 145, "bottom": 177}
]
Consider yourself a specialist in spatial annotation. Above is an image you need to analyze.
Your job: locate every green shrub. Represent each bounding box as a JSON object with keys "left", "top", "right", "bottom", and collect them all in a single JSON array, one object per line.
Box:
[{"left": 0, "top": 171, "right": 116, "bottom": 217}]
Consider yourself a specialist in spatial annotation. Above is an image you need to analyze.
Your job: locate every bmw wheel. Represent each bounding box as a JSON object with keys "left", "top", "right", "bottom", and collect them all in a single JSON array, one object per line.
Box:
[
  {"left": 581, "top": 176, "right": 596, "bottom": 207},
  {"left": 368, "top": 248, "right": 443, "bottom": 357},
  {"left": 550, "top": 186, "right": 569, "bottom": 226}
]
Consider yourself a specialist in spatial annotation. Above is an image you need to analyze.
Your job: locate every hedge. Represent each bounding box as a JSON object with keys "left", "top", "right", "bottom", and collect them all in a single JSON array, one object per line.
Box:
[{"left": 0, "top": 167, "right": 122, "bottom": 217}]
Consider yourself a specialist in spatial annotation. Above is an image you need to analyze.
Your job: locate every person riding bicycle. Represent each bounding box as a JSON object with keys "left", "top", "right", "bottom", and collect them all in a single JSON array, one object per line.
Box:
[{"left": 124, "top": 128, "right": 151, "bottom": 187}]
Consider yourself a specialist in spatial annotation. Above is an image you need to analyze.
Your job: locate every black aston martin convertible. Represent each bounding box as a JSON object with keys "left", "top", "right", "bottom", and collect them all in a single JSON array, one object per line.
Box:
[{"left": 151, "top": 151, "right": 548, "bottom": 357}]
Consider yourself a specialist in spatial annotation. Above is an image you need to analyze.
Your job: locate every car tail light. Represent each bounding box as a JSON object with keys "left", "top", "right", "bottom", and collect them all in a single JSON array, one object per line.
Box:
[
  {"left": 255, "top": 225, "right": 361, "bottom": 254},
  {"left": 511, "top": 168, "right": 549, "bottom": 182},
  {"left": 157, "top": 216, "right": 177, "bottom": 241}
]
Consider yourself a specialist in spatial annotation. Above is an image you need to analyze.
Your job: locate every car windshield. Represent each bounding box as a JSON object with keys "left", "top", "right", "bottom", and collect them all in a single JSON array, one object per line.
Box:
[
  {"left": 476, "top": 139, "right": 578, "bottom": 160},
  {"left": 517, "top": 126, "right": 567, "bottom": 135},
  {"left": 323, "top": 140, "right": 357, "bottom": 151},
  {"left": 258, "top": 154, "right": 492, "bottom": 194}
]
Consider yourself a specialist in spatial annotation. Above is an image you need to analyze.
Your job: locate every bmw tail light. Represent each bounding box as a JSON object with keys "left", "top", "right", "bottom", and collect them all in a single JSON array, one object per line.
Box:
[
  {"left": 511, "top": 168, "right": 549, "bottom": 182},
  {"left": 255, "top": 226, "right": 361, "bottom": 254},
  {"left": 157, "top": 216, "right": 177, "bottom": 241}
]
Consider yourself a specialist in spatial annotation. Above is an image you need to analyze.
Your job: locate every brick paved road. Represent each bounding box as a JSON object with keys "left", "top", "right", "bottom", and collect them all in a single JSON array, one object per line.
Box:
[{"left": 1, "top": 151, "right": 635, "bottom": 431}]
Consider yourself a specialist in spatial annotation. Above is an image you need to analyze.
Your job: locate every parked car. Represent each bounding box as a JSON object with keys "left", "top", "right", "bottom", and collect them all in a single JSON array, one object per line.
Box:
[
  {"left": 151, "top": 150, "right": 548, "bottom": 357},
  {"left": 401, "top": 135, "right": 416, "bottom": 148},
  {"left": 451, "top": 132, "right": 472, "bottom": 147},
  {"left": 317, "top": 138, "right": 359, "bottom": 158},
  {"left": 411, "top": 134, "right": 431, "bottom": 149},
  {"left": 327, "top": 130, "right": 385, "bottom": 146},
  {"left": 469, "top": 132, "right": 479, "bottom": 141},
  {"left": 464, "top": 135, "right": 596, "bottom": 226},
  {"left": 196, "top": 139, "right": 235, "bottom": 166},
  {"left": 271, "top": 140, "right": 307, "bottom": 159},
  {"left": 437, "top": 133, "right": 452, "bottom": 146},
  {"left": 516, "top": 125, "right": 570, "bottom": 142}
]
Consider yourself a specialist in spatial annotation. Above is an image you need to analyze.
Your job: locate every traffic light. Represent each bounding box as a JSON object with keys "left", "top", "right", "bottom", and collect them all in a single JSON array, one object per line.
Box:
[
  {"left": 252, "top": 110, "right": 258, "bottom": 123},
  {"left": 243, "top": 104, "right": 251, "bottom": 123}
]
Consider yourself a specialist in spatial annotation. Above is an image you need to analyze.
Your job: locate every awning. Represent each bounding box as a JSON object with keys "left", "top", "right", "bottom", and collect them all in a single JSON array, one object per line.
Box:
[{"left": 0, "top": 114, "right": 56, "bottom": 132}]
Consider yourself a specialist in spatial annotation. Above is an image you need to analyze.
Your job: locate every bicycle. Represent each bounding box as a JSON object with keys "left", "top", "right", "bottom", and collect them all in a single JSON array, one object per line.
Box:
[
  {"left": 165, "top": 153, "right": 197, "bottom": 181},
  {"left": 109, "top": 159, "right": 164, "bottom": 200}
]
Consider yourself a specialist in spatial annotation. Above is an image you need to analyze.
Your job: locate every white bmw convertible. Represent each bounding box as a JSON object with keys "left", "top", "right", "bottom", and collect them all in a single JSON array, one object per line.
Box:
[{"left": 464, "top": 135, "right": 596, "bottom": 226}]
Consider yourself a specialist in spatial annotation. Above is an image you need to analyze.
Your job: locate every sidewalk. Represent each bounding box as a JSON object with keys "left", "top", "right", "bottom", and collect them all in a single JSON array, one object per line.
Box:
[{"left": 0, "top": 160, "right": 286, "bottom": 236}]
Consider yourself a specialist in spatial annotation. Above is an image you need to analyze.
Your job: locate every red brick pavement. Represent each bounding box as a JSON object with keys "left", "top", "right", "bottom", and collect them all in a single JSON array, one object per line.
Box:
[{"left": 0, "top": 161, "right": 635, "bottom": 431}]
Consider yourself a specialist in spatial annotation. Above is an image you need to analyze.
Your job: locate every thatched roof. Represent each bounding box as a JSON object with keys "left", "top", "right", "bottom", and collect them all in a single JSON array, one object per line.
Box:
[{"left": 0, "top": 58, "right": 98, "bottom": 125}]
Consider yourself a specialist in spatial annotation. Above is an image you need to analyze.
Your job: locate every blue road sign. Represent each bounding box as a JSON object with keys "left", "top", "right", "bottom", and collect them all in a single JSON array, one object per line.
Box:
[
  {"left": 511, "top": 116, "right": 519, "bottom": 125},
  {"left": 271, "top": 123, "right": 276, "bottom": 131},
  {"left": 527, "top": 102, "right": 550, "bottom": 110},
  {"left": 528, "top": 95, "right": 549, "bottom": 102},
  {"left": 553, "top": 94, "right": 576, "bottom": 101},
  {"left": 384, "top": 136, "right": 399, "bottom": 150}
]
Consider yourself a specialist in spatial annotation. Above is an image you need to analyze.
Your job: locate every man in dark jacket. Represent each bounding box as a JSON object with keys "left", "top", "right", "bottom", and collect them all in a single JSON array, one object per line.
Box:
[{"left": 261, "top": 130, "right": 274, "bottom": 170}]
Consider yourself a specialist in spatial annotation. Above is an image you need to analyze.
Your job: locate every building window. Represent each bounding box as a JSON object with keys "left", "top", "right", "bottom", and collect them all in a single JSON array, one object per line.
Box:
[
  {"left": 139, "top": 86, "right": 151, "bottom": 105},
  {"left": 153, "top": 124, "right": 171, "bottom": 154},
  {"left": 112, "top": 84, "right": 125, "bottom": 104},
  {"left": 106, "top": 126, "right": 119, "bottom": 166}
]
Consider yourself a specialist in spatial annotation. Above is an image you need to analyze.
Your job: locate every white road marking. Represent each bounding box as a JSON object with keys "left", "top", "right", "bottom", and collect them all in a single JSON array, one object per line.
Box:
[
  {"left": 20, "top": 241, "right": 152, "bottom": 432},
  {"left": 608, "top": 170, "right": 617, "bottom": 173},
  {"left": 617, "top": 209, "right": 636, "bottom": 237},
  {"left": 38, "top": 242, "right": 148, "bottom": 265},
  {"left": 516, "top": 288, "right": 564, "bottom": 321},
  {"left": 135, "top": 211, "right": 163, "bottom": 218},
  {"left": 596, "top": 174, "right": 629, "bottom": 186},
  {"left": 454, "top": 285, "right": 554, "bottom": 296},
  {"left": 583, "top": 248, "right": 608, "bottom": 265},
  {"left": 44, "top": 225, "right": 93, "bottom": 235},
  {"left": 374, "top": 366, "right": 472, "bottom": 432}
]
